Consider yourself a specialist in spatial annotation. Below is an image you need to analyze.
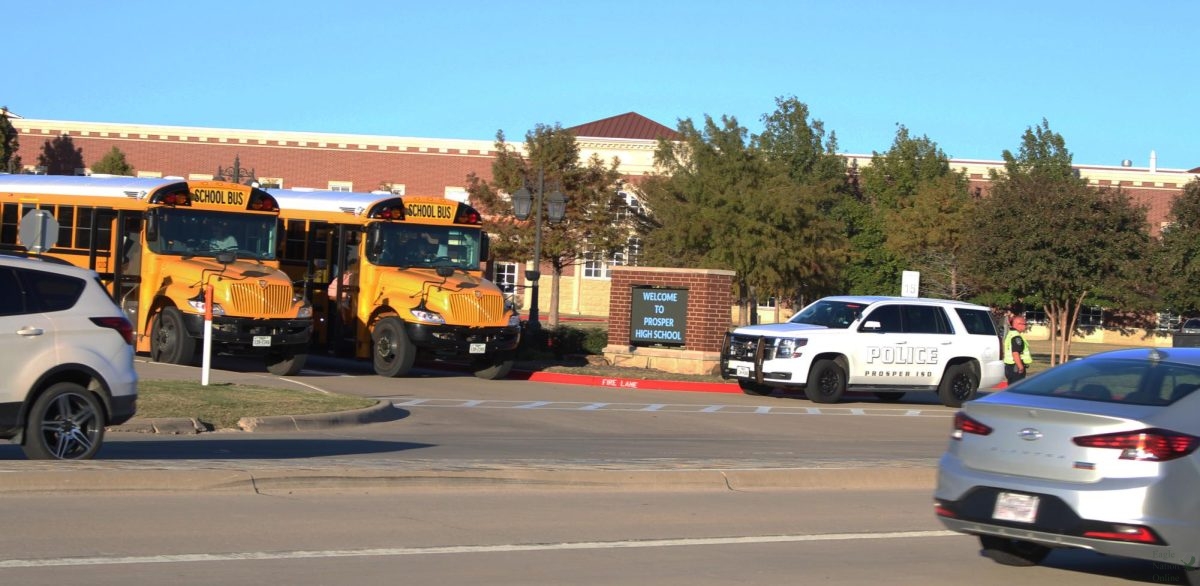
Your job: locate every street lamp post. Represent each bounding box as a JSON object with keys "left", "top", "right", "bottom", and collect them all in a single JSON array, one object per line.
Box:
[{"left": 511, "top": 167, "right": 566, "bottom": 333}]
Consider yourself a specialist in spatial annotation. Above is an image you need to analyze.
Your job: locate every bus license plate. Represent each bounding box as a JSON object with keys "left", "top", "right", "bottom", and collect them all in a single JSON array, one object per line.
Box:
[
  {"left": 469, "top": 343, "right": 486, "bottom": 354},
  {"left": 992, "top": 492, "right": 1039, "bottom": 523},
  {"left": 736, "top": 366, "right": 750, "bottom": 378},
  {"left": 253, "top": 336, "right": 272, "bottom": 347}
]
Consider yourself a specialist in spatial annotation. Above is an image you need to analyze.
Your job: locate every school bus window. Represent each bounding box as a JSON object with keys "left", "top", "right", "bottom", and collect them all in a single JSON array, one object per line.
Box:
[
  {"left": 56, "top": 205, "right": 73, "bottom": 248},
  {"left": 282, "top": 218, "right": 310, "bottom": 262},
  {"left": 147, "top": 208, "right": 279, "bottom": 260},
  {"left": 0, "top": 203, "right": 16, "bottom": 244}
]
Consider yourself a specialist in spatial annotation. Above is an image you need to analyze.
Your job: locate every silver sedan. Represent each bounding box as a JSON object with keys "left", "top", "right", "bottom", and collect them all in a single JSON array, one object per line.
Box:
[{"left": 935, "top": 347, "right": 1200, "bottom": 583}]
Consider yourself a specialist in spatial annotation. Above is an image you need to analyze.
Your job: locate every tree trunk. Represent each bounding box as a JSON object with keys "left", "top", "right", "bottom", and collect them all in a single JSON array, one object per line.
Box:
[{"left": 549, "top": 266, "right": 562, "bottom": 328}]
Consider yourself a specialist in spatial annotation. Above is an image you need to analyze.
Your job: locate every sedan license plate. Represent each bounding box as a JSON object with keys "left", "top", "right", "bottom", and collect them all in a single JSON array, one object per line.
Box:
[
  {"left": 469, "top": 343, "right": 486, "bottom": 354},
  {"left": 736, "top": 366, "right": 750, "bottom": 378},
  {"left": 992, "top": 492, "right": 1039, "bottom": 523},
  {"left": 252, "top": 336, "right": 272, "bottom": 348}
]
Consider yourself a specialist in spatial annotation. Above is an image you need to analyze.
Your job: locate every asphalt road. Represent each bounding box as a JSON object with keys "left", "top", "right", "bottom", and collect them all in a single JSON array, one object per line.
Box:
[
  {"left": 1, "top": 352, "right": 1185, "bottom": 585},
  {"left": 0, "top": 488, "right": 1176, "bottom": 586}
]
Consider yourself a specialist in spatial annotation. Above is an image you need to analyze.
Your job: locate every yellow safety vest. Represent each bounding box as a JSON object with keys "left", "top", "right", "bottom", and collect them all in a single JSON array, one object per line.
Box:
[{"left": 1004, "top": 329, "right": 1033, "bottom": 366}]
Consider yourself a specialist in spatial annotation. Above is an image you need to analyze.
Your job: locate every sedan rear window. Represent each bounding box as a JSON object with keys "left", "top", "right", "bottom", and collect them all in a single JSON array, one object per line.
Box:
[{"left": 1009, "top": 355, "right": 1200, "bottom": 406}]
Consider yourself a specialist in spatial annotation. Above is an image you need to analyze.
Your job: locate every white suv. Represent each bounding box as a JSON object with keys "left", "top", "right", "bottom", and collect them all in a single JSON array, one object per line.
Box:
[
  {"left": 0, "top": 254, "right": 138, "bottom": 459},
  {"left": 721, "top": 296, "right": 1005, "bottom": 407}
]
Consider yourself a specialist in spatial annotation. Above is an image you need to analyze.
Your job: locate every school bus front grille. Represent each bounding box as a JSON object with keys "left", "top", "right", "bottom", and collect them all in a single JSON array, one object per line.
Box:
[
  {"left": 228, "top": 283, "right": 294, "bottom": 316},
  {"left": 447, "top": 293, "right": 506, "bottom": 324}
]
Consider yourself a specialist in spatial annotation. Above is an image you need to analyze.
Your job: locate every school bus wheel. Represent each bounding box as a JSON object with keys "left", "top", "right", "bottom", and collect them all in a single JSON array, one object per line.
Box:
[
  {"left": 150, "top": 307, "right": 196, "bottom": 365},
  {"left": 371, "top": 317, "right": 415, "bottom": 377}
]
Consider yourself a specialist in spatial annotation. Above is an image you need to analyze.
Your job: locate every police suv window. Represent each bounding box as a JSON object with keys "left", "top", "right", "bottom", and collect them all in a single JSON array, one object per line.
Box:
[
  {"left": 901, "top": 305, "right": 952, "bottom": 334},
  {"left": 863, "top": 305, "right": 903, "bottom": 333}
]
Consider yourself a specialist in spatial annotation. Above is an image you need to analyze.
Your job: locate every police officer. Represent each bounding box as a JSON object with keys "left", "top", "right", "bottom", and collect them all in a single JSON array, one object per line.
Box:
[{"left": 1004, "top": 316, "right": 1033, "bottom": 384}]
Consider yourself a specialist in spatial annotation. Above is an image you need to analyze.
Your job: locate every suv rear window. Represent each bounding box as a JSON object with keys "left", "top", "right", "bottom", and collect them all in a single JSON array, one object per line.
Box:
[
  {"left": 955, "top": 308, "right": 999, "bottom": 336},
  {"left": 1009, "top": 356, "right": 1200, "bottom": 406}
]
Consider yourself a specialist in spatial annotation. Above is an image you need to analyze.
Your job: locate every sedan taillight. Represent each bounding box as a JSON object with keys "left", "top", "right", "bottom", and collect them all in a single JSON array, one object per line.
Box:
[
  {"left": 90, "top": 316, "right": 135, "bottom": 346},
  {"left": 1073, "top": 428, "right": 1199, "bottom": 461},
  {"left": 951, "top": 412, "right": 993, "bottom": 440}
]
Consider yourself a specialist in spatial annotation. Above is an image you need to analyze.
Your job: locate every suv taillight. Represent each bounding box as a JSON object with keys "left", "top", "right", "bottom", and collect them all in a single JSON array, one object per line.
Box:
[
  {"left": 91, "top": 317, "right": 135, "bottom": 345},
  {"left": 951, "top": 412, "right": 993, "bottom": 440},
  {"left": 1073, "top": 428, "right": 1199, "bottom": 461}
]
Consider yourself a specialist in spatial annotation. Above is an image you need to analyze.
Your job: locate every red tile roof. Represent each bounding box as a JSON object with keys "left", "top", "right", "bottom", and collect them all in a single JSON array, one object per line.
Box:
[{"left": 568, "top": 112, "right": 679, "bottom": 141}]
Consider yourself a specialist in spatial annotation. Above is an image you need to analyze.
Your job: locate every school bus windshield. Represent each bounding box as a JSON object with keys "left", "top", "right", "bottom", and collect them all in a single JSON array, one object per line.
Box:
[
  {"left": 367, "top": 223, "right": 481, "bottom": 270},
  {"left": 147, "top": 208, "right": 278, "bottom": 260}
]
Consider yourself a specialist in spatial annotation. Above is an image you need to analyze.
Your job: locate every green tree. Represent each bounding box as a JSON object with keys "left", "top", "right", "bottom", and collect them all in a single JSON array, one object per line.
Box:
[
  {"left": 0, "top": 109, "right": 22, "bottom": 173},
  {"left": 466, "top": 124, "right": 626, "bottom": 327},
  {"left": 640, "top": 98, "right": 850, "bottom": 325},
  {"left": 37, "top": 134, "right": 85, "bottom": 175},
  {"left": 965, "top": 120, "right": 1150, "bottom": 365},
  {"left": 1153, "top": 179, "right": 1200, "bottom": 317},
  {"left": 640, "top": 114, "right": 767, "bottom": 324},
  {"left": 753, "top": 96, "right": 851, "bottom": 315},
  {"left": 861, "top": 126, "right": 977, "bottom": 299},
  {"left": 91, "top": 146, "right": 135, "bottom": 176}
]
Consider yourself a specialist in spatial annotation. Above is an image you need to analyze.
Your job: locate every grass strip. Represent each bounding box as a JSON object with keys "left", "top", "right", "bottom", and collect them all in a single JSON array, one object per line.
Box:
[{"left": 135, "top": 380, "right": 377, "bottom": 431}]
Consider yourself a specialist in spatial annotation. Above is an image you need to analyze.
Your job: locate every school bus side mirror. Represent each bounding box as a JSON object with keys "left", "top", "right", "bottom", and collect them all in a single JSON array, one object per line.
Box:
[
  {"left": 480, "top": 232, "right": 490, "bottom": 261},
  {"left": 146, "top": 215, "right": 158, "bottom": 243}
]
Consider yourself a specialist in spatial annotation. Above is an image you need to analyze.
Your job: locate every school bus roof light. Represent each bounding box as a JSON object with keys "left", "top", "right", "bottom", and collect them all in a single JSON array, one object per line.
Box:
[
  {"left": 249, "top": 194, "right": 279, "bottom": 212},
  {"left": 370, "top": 206, "right": 406, "bottom": 221},
  {"left": 161, "top": 192, "right": 192, "bottom": 206},
  {"left": 454, "top": 206, "right": 482, "bottom": 225}
]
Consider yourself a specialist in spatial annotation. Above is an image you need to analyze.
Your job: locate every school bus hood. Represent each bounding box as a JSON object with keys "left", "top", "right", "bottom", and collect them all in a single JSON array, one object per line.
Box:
[
  {"left": 379, "top": 270, "right": 510, "bottom": 326},
  {"left": 164, "top": 258, "right": 298, "bottom": 317}
]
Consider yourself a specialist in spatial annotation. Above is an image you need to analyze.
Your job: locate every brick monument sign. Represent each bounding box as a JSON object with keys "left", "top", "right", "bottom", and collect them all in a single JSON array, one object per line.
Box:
[{"left": 603, "top": 266, "right": 735, "bottom": 375}]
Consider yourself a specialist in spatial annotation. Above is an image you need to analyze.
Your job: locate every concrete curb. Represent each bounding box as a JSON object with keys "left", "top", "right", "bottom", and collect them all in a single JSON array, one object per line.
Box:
[
  {"left": 108, "top": 400, "right": 403, "bottom": 435},
  {"left": 521, "top": 370, "right": 740, "bottom": 393},
  {"left": 236, "top": 400, "right": 404, "bottom": 432},
  {"left": 0, "top": 466, "right": 936, "bottom": 494}
]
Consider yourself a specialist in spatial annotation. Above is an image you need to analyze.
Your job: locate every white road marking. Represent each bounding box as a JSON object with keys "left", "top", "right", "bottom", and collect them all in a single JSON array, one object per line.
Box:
[{"left": 0, "top": 530, "right": 961, "bottom": 568}]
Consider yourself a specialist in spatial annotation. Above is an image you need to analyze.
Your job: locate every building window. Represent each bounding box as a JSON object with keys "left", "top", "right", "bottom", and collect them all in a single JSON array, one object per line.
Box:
[
  {"left": 188, "top": 173, "right": 214, "bottom": 181},
  {"left": 1158, "top": 311, "right": 1182, "bottom": 331},
  {"left": 1079, "top": 305, "right": 1104, "bottom": 327},
  {"left": 385, "top": 183, "right": 405, "bottom": 196},
  {"left": 614, "top": 191, "right": 642, "bottom": 223},
  {"left": 494, "top": 262, "right": 519, "bottom": 294},
  {"left": 328, "top": 181, "right": 353, "bottom": 192},
  {"left": 1023, "top": 309, "right": 1047, "bottom": 325},
  {"left": 445, "top": 187, "right": 468, "bottom": 203},
  {"left": 258, "top": 177, "right": 283, "bottom": 189},
  {"left": 137, "top": 171, "right": 163, "bottom": 178},
  {"left": 583, "top": 249, "right": 610, "bottom": 279},
  {"left": 626, "top": 237, "right": 642, "bottom": 267}
]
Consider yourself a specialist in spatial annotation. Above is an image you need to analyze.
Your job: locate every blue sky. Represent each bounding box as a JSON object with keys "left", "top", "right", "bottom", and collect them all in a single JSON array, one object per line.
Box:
[{"left": 8, "top": 1, "right": 1198, "bottom": 170}]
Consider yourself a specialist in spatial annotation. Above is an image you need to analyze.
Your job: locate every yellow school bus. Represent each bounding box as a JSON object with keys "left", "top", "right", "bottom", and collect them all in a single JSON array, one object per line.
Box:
[
  {"left": 271, "top": 189, "right": 520, "bottom": 378},
  {"left": 0, "top": 175, "right": 312, "bottom": 374}
]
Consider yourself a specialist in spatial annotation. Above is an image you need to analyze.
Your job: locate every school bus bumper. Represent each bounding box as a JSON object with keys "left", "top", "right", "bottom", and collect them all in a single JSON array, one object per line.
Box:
[
  {"left": 404, "top": 323, "right": 521, "bottom": 355},
  {"left": 181, "top": 314, "right": 313, "bottom": 352}
]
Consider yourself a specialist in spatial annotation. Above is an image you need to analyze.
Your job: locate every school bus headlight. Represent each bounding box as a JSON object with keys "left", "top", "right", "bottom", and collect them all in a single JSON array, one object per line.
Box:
[
  {"left": 508, "top": 313, "right": 521, "bottom": 327},
  {"left": 186, "top": 298, "right": 226, "bottom": 317},
  {"left": 410, "top": 307, "right": 445, "bottom": 325},
  {"left": 298, "top": 305, "right": 313, "bottom": 319}
]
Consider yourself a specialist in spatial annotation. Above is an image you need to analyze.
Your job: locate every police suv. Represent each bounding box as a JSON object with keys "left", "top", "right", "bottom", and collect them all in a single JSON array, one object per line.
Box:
[{"left": 720, "top": 296, "right": 1005, "bottom": 407}]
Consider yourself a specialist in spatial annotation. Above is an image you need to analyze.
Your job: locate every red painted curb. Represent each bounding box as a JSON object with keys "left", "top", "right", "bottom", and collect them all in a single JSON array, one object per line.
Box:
[{"left": 521, "top": 371, "right": 742, "bottom": 394}]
